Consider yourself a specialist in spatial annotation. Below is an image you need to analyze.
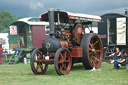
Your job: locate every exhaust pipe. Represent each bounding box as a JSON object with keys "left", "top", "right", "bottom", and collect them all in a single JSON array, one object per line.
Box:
[{"left": 48, "top": 9, "right": 55, "bottom": 38}]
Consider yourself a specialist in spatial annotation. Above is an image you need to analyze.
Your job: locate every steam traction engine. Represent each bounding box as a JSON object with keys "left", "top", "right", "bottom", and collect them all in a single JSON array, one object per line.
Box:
[{"left": 30, "top": 9, "right": 103, "bottom": 75}]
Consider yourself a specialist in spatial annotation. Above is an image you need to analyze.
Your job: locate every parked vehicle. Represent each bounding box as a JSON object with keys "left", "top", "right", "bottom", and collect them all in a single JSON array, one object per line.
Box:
[
  {"left": 98, "top": 13, "right": 128, "bottom": 60},
  {"left": 30, "top": 9, "right": 103, "bottom": 75},
  {"left": 8, "top": 17, "right": 49, "bottom": 64}
]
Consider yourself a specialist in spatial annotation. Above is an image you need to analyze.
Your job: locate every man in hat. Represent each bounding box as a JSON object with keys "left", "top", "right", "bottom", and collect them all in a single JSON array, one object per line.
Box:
[
  {"left": 113, "top": 49, "right": 128, "bottom": 69},
  {"left": 0, "top": 38, "right": 3, "bottom": 64}
]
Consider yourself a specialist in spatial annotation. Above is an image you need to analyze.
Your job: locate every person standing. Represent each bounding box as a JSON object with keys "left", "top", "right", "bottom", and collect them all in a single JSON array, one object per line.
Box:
[{"left": 0, "top": 38, "right": 3, "bottom": 64}]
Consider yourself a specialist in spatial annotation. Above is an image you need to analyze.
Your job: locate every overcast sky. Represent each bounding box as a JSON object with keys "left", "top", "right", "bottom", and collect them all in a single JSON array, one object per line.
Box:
[{"left": 0, "top": 0, "right": 128, "bottom": 17}]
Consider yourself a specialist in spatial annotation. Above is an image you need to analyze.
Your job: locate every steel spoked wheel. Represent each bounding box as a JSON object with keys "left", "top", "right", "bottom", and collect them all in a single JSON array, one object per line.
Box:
[
  {"left": 54, "top": 48, "right": 72, "bottom": 75},
  {"left": 30, "top": 48, "right": 48, "bottom": 75},
  {"left": 81, "top": 33, "right": 103, "bottom": 69}
]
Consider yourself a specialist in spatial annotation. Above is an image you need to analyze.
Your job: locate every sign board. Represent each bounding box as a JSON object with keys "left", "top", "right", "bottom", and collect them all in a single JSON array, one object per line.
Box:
[{"left": 10, "top": 26, "right": 17, "bottom": 35}]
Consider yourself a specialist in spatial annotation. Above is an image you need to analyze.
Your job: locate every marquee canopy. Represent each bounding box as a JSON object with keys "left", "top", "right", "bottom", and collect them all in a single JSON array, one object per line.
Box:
[{"left": 40, "top": 10, "right": 101, "bottom": 23}]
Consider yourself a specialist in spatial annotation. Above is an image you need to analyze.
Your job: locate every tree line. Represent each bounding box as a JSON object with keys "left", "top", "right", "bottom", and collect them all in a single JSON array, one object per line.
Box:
[{"left": 0, "top": 11, "right": 24, "bottom": 33}]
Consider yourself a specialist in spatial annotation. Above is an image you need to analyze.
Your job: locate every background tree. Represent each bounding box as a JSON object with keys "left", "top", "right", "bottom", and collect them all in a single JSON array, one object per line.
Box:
[{"left": 0, "top": 11, "right": 24, "bottom": 33}]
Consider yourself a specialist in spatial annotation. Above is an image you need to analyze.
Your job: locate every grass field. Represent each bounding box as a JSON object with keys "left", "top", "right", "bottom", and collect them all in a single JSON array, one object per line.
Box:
[{"left": 0, "top": 62, "right": 128, "bottom": 85}]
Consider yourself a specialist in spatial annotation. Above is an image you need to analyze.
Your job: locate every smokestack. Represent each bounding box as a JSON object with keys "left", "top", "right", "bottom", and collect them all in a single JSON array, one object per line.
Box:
[
  {"left": 48, "top": 9, "right": 55, "bottom": 38},
  {"left": 125, "top": 9, "right": 128, "bottom": 16}
]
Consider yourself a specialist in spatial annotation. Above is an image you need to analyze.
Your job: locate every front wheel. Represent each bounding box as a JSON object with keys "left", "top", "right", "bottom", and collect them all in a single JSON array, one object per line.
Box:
[
  {"left": 54, "top": 48, "right": 72, "bottom": 75},
  {"left": 30, "top": 48, "right": 48, "bottom": 75},
  {"left": 81, "top": 33, "right": 103, "bottom": 69}
]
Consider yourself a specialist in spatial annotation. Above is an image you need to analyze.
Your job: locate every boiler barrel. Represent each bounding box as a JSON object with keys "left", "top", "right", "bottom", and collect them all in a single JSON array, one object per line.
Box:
[{"left": 42, "top": 38, "right": 61, "bottom": 53}]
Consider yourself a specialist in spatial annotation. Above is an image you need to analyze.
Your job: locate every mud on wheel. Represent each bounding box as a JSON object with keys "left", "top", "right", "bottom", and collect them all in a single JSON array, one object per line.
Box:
[
  {"left": 81, "top": 33, "right": 103, "bottom": 69},
  {"left": 30, "top": 48, "right": 48, "bottom": 75},
  {"left": 54, "top": 48, "right": 72, "bottom": 75}
]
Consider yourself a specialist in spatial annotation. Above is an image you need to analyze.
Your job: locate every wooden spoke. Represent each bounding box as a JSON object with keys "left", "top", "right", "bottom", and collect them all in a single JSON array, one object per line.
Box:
[
  {"left": 36, "top": 64, "right": 40, "bottom": 71},
  {"left": 89, "top": 52, "right": 92, "bottom": 55},
  {"left": 93, "top": 40, "right": 99, "bottom": 47},
  {"left": 89, "top": 55, "right": 94, "bottom": 60},
  {"left": 40, "top": 64, "right": 44, "bottom": 70},
  {"left": 64, "top": 63, "right": 67, "bottom": 70},
  {"left": 64, "top": 51, "right": 68, "bottom": 59},
  {"left": 89, "top": 55, "right": 94, "bottom": 63},
  {"left": 67, "top": 59, "right": 70, "bottom": 63},
  {"left": 60, "top": 63, "right": 64, "bottom": 72},
  {"left": 37, "top": 52, "right": 41, "bottom": 59},
  {"left": 89, "top": 43, "right": 93, "bottom": 48},
  {"left": 34, "top": 60, "right": 39, "bottom": 62},
  {"left": 60, "top": 53, "right": 63, "bottom": 59},
  {"left": 92, "top": 60, "right": 96, "bottom": 67},
  {"left": 89, "top": 47, "right": 92, "bottom": 50},
  {"left": 58, "top": 60, "right": 64, "bottom": 63},
  {"left": 94, "top": 57, "right": 100, "bottom": 61},
  {"left": 96, "top": 50, "right": 100, "bottom": 52}
]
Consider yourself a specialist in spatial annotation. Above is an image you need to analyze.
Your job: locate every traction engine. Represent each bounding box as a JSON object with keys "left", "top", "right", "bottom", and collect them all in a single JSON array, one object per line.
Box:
[{"left": 30, "top": 9, "right": 103, "bottom": 75}]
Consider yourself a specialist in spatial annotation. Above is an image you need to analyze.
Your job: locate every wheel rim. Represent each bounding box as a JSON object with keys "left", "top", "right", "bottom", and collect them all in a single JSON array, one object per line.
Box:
[
  {"left": 88, "top": 35, "right": 103, "bottom": 68},
  {"left": 54, "top": 48, "right": 72, "bottom": 75},
  {"left": 31, "top": 48, "right": 48, "bottom": 74}
]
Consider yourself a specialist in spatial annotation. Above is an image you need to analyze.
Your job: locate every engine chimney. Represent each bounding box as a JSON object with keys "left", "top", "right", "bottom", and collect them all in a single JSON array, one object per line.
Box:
[
  {"left": 48, "top": 9, "right": 55, "bottom": 38},
  {"left": 125, "top": 9, "right": 128, "bottom": 16}
]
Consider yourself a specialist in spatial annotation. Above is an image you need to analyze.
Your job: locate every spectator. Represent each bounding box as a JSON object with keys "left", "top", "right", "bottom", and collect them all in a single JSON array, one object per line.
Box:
[
  {"left": 3, "top": 47, "right": 7, "bottom": 55},
  {"left": 109, "top": 47, "right": 121, "bottom": 64},
  {"left": 113, "top": 49, "right": 128, "bottom": 69},
  {"left": 0, "top": 38, "right": 3, "bottom": 64}
]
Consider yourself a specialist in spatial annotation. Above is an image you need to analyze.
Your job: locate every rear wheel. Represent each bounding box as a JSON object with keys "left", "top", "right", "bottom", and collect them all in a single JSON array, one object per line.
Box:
[
  {"left": 30, "top": 48, "right": 48, "bottom": 75},
  {"left": 54, "top": 48, "right": 72, "bottom": 75},
  {"left": 81, "top": 33, "right": 103, "bottom": 69}
]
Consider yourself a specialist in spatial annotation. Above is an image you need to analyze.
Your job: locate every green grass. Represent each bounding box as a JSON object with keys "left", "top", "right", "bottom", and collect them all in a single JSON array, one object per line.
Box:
[{"left": 0, "top": 62, "right": 128, "bottom": 85}]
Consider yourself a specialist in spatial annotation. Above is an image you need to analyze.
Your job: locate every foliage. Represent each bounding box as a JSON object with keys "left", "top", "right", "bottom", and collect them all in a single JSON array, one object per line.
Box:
[
  {"left": 0, "top": 11, "right": 24, "bottom": 33},
  {"left": 0, "top": 62, "right": 128, "bottom": 85}
]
